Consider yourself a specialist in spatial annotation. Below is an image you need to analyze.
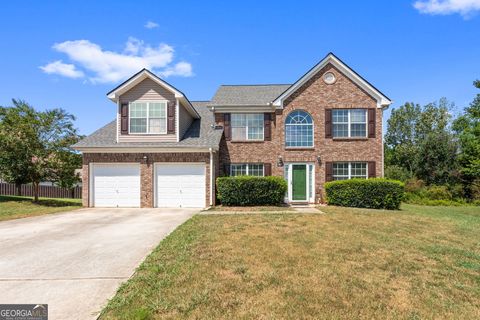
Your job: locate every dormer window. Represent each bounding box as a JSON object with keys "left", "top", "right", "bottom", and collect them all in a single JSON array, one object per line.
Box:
[{"left": 129, "top": 101, "right": 167, "bottom": 134}]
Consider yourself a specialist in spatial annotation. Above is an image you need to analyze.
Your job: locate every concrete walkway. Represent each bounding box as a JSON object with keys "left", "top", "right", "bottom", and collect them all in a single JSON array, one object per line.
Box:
[
  {"left": 0, "top": 208, "right": 197, "bottom": 320},
  {"left": 291, "top": 205, "right": 325, "bottom": 213}
]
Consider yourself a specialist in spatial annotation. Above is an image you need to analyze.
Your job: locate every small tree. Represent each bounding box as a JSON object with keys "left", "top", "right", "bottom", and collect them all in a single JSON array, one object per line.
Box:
[{"left": 0, "top": 100, "right": 81, "bottom": 201}]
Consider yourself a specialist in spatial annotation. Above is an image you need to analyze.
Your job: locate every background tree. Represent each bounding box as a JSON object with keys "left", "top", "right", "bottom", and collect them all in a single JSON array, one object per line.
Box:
[
  {"left": 384, "top": 98, "right": 457, "bottom": 184},
  {"left": 0, "top": 101, "right": 38, "bottom": 195},
  {"left": 50, "top": 135, "right": 83, "bottom": 189},
  {"left": 416, "top": 131, "right": 458, "bottom": 185},
  {"left": 0, "top": 100, "right": 81, "bottom": 201},
  {"left": 453, "top": 80, "right": 480, "bottom": 197},
  {"left": 384, "top": 102, "right": 421, "bottom": 175}
]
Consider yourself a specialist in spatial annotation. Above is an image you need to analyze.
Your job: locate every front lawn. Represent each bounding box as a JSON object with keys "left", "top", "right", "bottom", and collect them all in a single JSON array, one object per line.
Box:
[
  {"left": 0, "top": 195, "right": 82, "bottom": 221},
  {"left": 101, "top": 204, "right": 480, "bottom": 319},
  {"left": 206, "top": 204, "right": 294, "bottom": 212}
]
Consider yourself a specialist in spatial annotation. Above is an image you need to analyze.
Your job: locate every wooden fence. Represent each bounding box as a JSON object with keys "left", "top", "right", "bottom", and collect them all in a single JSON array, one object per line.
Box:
[{"left": 0, "top": 183, "right": 82, "bottom": 199}]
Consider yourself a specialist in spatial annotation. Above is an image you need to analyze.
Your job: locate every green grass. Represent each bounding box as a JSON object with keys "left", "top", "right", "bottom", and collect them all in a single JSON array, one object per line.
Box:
[
  {"left": 206, "top": 204, "right": 294, "bottom": 212},
  {"left": 101, "top": 204, "right": 480, "bottom": 319},
  {"left": 0, "top": 195, "right": 82, "bottom": 221}
]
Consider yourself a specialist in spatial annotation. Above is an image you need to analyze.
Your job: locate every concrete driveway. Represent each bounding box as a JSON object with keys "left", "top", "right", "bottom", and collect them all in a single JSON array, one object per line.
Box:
[{"left": 0, "top": 208, "right": 197, "bottom": 319}]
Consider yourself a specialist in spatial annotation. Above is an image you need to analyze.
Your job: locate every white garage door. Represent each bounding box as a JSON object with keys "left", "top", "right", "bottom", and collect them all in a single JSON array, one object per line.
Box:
[
  {"left": 91, "top": 164, "right": 141, "bottom": 207},
  {"left": 155, "top": 163, "right": 206, "bottom": 208}
]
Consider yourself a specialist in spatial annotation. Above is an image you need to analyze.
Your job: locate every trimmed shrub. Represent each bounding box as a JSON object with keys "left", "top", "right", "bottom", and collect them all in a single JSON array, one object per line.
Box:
[
  {"left": 216, "top": 176, "right": 287, "bottom": 206},
  {"left": 325, "top": 178, "right": 404, "bottom": 210}
]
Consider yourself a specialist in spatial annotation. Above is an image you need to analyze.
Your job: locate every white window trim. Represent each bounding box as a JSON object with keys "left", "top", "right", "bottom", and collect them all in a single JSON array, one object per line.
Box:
[
  {"left": 285, "top": 110, "right": 314, "bottom": 148},
  {"left": 333, "top": 162, "right": 368, "bottom": 180},
  {"left": 128, "top": 100, "right": 168, "bottom": 135},
  {"left": 230, "top": 163, "right": 264, "bottom": 176},
  {"left": 231, "top": 113, "right": 264, "bottom": 141},
  {"left": 333, "top": 109, "right": 368, "bottom": 138}
]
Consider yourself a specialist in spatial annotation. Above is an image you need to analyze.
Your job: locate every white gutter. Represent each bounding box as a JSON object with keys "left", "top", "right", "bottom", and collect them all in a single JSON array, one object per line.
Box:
[
  {"left": 73, "top": 147, "right": 217, "bottom": 153},
  {"left": 209, "top": 147, "right": 214, "bottom": 206}
]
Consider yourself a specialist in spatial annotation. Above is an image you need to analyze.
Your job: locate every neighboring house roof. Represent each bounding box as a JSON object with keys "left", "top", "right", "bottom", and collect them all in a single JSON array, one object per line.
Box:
[
  {"left": 272, "top": 52, "right": 392, "bottom": 108},
  {"left": 210, "top": 84, "right": 291, "bottom": 106},
  {"left": 72, "top": 101, "right": 223, "bottom": 151},
  {"left": 106, "top": 68, "right": 200, "bottom": 118}
]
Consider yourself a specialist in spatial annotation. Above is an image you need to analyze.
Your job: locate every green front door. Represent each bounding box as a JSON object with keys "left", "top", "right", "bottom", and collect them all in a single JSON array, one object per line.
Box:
[{"left": 292, "top": 164, "right": 307, "bottom": 201}]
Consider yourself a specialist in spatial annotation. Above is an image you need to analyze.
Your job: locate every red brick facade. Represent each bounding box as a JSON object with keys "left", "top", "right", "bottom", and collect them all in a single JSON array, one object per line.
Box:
[
  {"left": 215, "top": 63, "right": 383, "bottom": 203},
  {"left": 82, "top": 152, "right": 213, "bottom": 208}
]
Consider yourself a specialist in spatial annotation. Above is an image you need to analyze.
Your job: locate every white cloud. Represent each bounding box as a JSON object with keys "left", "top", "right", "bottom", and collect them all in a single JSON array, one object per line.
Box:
[
  {"left": 39, "top": 60, "right": 84, "bottom": 78},
  {"left": 414, "top": 0, "right": 480, "bottom": 17},
  {"left": 144, "top": 21, "right": 159, "bottom": 29},
  {"left": 42, "top": 37, "right": 193, "bottom": 83},
  {"left": 159, "top": 62, "right": 194, "bottom": 78}
]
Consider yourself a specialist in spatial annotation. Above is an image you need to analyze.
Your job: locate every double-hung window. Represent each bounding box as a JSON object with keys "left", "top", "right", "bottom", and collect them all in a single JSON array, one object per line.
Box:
[
  {"left": 333, "top": 162, "right": 367, "bottom": 180},
  {"left": 332, "top": 109, "right": 367, "bottom": 138},
  {"left": 230, "top": 164, "right": 264, "bottom": 176},
  {"left": 129, "top": 101, "right": 167, "bottom": 134},
  {"left": 231, "top": 114, "right": 264, "bottom": 141}
]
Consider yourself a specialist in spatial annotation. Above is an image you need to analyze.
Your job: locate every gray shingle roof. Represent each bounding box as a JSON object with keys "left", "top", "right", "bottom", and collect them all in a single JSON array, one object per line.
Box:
[
  {"left": 72, "top": 101, "right": 223, "bottom": 150},
  {"left": 210, "top": 84, "right": 291, "bottom": 106}
]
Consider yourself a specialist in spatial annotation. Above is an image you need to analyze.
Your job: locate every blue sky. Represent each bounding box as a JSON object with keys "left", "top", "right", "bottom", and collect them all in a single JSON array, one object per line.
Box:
[{"left": 1, "top": 0, "right": 479, "bottom": 135}]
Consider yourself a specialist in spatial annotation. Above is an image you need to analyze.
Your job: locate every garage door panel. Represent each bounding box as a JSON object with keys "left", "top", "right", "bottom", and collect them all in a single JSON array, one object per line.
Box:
[
  {"left": 92, "top": 164, "right": 141, "bottom": 208},
  {"left": 155, "top": 163, "right": 206, "bottom": 208}
]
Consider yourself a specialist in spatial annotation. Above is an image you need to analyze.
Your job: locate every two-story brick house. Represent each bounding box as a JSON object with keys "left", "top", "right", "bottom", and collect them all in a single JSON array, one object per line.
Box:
[{"left": 73, "top": 53, "right": 391, "bottom": 208}]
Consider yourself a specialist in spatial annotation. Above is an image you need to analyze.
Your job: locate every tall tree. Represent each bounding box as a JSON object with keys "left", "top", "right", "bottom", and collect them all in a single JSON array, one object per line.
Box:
[
  {"left": 384, "top": 98, "right": 457, "bottom": 184},
  {"left": 453, "top": 80, "right": 480, "bottom": 197},
  {"left": 416, "top": 131, "right": 458, "bottom": 185},
  {"left": 384, "top": 102, "right": 421, "bottom": 175},
  {"left": 0, "top": 100, "right": 81, "bottom": 201},
  {"left": 0, "top": 101, "right": 38, "bottom": 195}
]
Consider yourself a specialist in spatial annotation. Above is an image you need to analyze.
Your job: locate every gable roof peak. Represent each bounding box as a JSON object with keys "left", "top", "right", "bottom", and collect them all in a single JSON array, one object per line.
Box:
[
  {"left": 272, "top": 52, "right": 392, "bottom": 109},
  {"left": 105, "top": 68, "right": 200, "bottom": 118}
]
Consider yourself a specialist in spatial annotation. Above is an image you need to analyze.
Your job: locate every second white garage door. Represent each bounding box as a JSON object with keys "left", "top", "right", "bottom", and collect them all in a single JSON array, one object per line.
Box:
[{"left": 155, "top": 163, "right": 206, "bottom": 208}]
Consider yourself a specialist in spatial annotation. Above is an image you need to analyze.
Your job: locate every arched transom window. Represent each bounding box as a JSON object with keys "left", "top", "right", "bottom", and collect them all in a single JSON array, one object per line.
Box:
[{"left": 285, "top": 110, "right": 313, "bottom": 147}]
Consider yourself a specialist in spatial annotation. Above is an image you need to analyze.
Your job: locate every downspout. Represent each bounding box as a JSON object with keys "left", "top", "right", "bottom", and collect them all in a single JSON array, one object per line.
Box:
[
  {"left": 116, "top": 100, "right": 120, "bottom": 143},
  {"left": 381, "top": 108, "right": 384, "bottom": 177},
  {"left": 175, "top": 98, "right": 180, "bottom": 142},
  {"left": 209, "top": 148, "right": 214, "bottom": 206}
]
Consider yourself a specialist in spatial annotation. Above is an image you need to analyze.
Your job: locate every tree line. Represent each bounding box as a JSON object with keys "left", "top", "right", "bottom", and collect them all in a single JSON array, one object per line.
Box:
[
  {"left": 385, "top": 80, "right": 480, "bottom": 202},
  {"left": 0, "top": 100, "right": 82, "bottom": 201}
]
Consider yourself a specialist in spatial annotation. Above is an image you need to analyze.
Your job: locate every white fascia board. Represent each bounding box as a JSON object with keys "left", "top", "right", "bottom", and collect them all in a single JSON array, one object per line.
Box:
[
  {"left": 107, "top": 70, "right": 184, "bottom": 102},
  {"left": 210, "top": 105, "right": 275, "bottom": 113},
  {"left": 107, "top": 70, "right": 200, "bottom": 119},
  {"left": 272, "top": 54, "right": 392, "bottom": 109},
  {"left": 74, "top": 147, "right": 217, "bottom": 153}
]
